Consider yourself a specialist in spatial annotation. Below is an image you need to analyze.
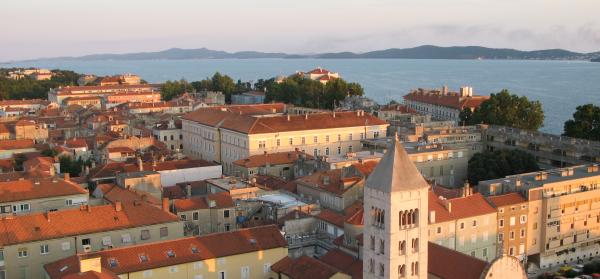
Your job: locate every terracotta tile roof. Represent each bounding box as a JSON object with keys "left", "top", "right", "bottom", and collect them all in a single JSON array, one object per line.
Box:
[
  {"left": 62, "top": 270, "right": 119, "bottom": 279},
  {"left": 404, "top": 91, "right": 489, "bottom": 110},
  {"left": 99, "top": 184, "right": 160, "bottom": 206},
  {"left": 253, "top": 175, "right": 296, "bottom": 192},
  {"left": 351, "top": 161, "right": 378, "bottom": 177},
  {"left": 487, "top": 192, "right": 526, "bottom": 208},
  {"left": 0, "top": 176, "right": 87, "bottom": 203},
  {"left": 317, "top": 209, "right": 346, "bottom": 228},
  {"left": 271, "top": 256, "right": 342, "bottom": 279},
  {"left": 428, "top": 191, "right": 496, "bottom": 223},
  {"left": 107, "top": 147, "right": 135, "bottom": 153},
  {"left": 44, "top": 225, "right": 286, "bottom": 277},
  {"left": 0, "top": 123, "right": 9, "bottom": 134},
  {"left": 431, "top": 184, "right": 464, "bottom": 199},
  {"left": 66, "top": 138, "right": 88, "bottom": 148},
  {"left": 0, "top": 139, "right": 35, "bottom": 150},
  {"left": 319, "top": 249, "right": 362, "bottom": 279},
  {"left": 345, "top": 207, "right": 364, "bottom": 226},
  {"left": 89, "top": 160, "right": 216, "bottom": 179},
  {"left": 233, "top": 150, "right": 313, "bottom": 168},
  {"left": 183, "top": 109, "right": 386, "bottom": 135},
  {"left": 308, "top": 68, "right": 331, "bottom": 74},
  {"left": 0, "top": 159, "right": 14, "bottom": 171},
  {"left": 297, "top": 169, "right": 362, "bottom": 195},
  {"left": 174, "top": 192, "right": 234, "bottom": 211},
  {"left": 0, "top": 201, "right": 179, "bottom": 246},
  {"left": 428, "top": 242, "right": 488, "bottom": 279}
]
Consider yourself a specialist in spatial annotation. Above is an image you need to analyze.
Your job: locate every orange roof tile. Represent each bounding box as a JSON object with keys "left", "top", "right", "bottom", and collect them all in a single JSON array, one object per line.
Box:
[
  {"left": 297, "top": 169, "right": 362, "bottom": 195},
  {"left": 404, "top": 91, "right": 489, "bottom": 110},
  {"left": 487, "top": 192, "right": 526, "bottom": 208},
  {"left": 271, "top": 256, "right": 342, "bottom": 279},
  {"left": 319, "top": 249, "right": 362, "bottom": 279},
  {"left": 0, "top": 139, "right": 35, "bottom": 150},
  {"left": 0, "top": 176, "right": 87, "bottom": 203},
  {"left": 99, "top": 184, "right": 160, "bottom": 206},
  {"left": 0, "top": 202, "right": 179, "bottom": 246},
  {"left": 428, "top": 191, "right": 496, "bottom": 223},
  {"left": 428, "top": 242, "right": 488, "bottom": 279},
  {"left": 44, "top": 225, "right": 286, "bottom": 277},
  {"left": 317, "top": 209, "right": 346, "bottom": 227},
  {"left": 174, "top": 192, "right": 234, "bottom": 211}
]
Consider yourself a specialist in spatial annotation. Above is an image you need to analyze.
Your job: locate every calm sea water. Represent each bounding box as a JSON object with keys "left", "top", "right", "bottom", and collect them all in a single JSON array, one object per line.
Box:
[{"left": 4, "top": 59, "right": 600, "bottom": 134}]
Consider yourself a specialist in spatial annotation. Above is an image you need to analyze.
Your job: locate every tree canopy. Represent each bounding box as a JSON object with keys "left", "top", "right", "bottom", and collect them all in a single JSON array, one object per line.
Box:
[
  {"left": 160, "top": 79, "right": 193, "bottom": 101},
  {"left": 0, "top": 68, "right": 81, "bottom": 100},
  {"left": 563, "top": 104, "right": 600, "bottom": 141},
  {"left": 460, "top": 89, "right": 544, "bottom": 130},
  {"left": 467, "top": 149, "right": 539, "bottom": 185}
]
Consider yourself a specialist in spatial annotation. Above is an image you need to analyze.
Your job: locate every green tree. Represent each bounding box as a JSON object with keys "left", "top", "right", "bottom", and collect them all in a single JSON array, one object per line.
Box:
[
  {"left": 467, "top": 149, "right": 539, "bottom": 185},
  {"left": 459, "top": 108, "right": 473, "bottom": 126},
  {"left": 160, "top": 79, "right": 192, "bottom": 100},
  {"left": 468, "top": 90, "right": 544, "bottom": 130},
  {"left": 563, "top": 104, "right": 600, "bottom": 141}
]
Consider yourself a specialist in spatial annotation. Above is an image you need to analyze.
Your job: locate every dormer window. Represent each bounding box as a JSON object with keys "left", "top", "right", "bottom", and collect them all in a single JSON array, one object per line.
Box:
[
  {"left": 191, "top": 246, "right": 199, "bottom": 254},
  {"left": 108, "top": 258, "right": 118, "bottom": 268},
  {"left": 166, "top": 250, "right": 175, "bottom": 258},
  {"left": 139, "top": 254, "right": 148, "bottom": 262}
]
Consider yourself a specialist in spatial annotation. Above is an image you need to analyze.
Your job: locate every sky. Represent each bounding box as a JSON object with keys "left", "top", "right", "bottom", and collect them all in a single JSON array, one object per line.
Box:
[{"left": 1, "top": 0, "right": 599, "bottom": 61}]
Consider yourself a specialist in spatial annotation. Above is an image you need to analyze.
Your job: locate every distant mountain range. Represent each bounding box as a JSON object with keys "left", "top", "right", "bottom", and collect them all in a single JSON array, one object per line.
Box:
[{"left": 16, "top": 45, "right": 600, "bottom": 62}]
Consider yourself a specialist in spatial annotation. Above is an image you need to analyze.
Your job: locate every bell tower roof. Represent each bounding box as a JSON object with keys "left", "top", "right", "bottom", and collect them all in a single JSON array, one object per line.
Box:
[{"left": 365, "top": 134, "right": 430, "bottom": 193}]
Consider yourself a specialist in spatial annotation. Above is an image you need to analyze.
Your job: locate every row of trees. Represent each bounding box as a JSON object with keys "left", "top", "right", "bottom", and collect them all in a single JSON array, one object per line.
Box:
[
  {"left": 467, "top": 149, "right": 539, "bottom": 185},
  {"left": 160, "top": 72, "right": 364, "bottom": 109},
  {"left": 0, "top": 68, "right": 81, "bottom": 100},
  {"left": 459, "top": 89, "right": 545, "bottom": 130}
]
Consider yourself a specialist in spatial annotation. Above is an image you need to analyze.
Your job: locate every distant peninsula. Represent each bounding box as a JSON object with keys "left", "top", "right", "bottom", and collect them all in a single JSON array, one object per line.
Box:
[
  {"left": 15, "top": 45, "right": 600, "bottom": 62},
  {"left": 592, "top": 57, "right": 600, "bottom": 62}
]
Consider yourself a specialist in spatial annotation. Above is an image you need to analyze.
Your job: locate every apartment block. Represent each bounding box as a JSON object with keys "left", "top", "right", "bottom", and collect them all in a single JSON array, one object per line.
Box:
[
  {"left": 478, "top": 164, "right": 600, "bottom": 269},
  {"left": 44, "top": 225, "right": 287, "bottom": 279},
  {"left": 181, "top": 104, "right": 388, "bottom": 175},
  {"left": 174, "top": 192, "right": 236, "bottom": 235},
  {"left": 403, "top": 86, "right": 489, "bottom": 121},
  {"left": 0, "top": 201, "right": 182, "bottom": 279},
  {"left": 487, "top": 192, "right": 529, "bottom": 262}
]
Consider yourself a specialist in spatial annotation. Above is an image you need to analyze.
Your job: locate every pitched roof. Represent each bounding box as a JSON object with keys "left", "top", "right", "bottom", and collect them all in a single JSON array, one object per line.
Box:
[
  {"left": 0, "top": 176, "right": 86, "bottom": 203},
  {"left": 297, "top": 169, "right": 361, "bottom": 195},
  {"left": 174, "top": 192, "right": 234, "bottom": 211},
  {"left": 233, "top": 150, "right": 313, "bottom": 168},
  {"left": 365, "top": 135, "right": 429, "bottom": 192},
  {"left": 428, "top": 191, "right": 496, "bottom": 223},
  {"left": 89, "top": 160, "right": 216, "bottom": 179},
  {"left": 486, "top": 192, "right": 526, "bottom": 208},
  {"left": 316, "top": 209, "right": 346, "bottom": 227},
  {"left": 99, "top": 184, "right": 160, "bottom": 206},
  {"left": 0, "top": 201, "right": 179, "bottom": 246},
  {"left": 271, "top": 256, "right": 342, "bottom": 279},
  {"left": 44, "top": 225, "right": 286, "bottom": 277},
  {"left": 183, "top": 109, "right": 386, "bottom": 135},
  {"left": 428, "top": 242, "right": 488, "bottom": 279},
  {"left": 319, "top": 249, "right": 362, "bottom": 279},
  {"left": 0, "top": 139, "right": 35, "bottom": 150}
]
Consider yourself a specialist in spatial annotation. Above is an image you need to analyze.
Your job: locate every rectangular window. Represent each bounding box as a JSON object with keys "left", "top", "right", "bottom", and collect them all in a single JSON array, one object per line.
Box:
[
  {"left": 224, "top": 210, "right": 230, "bottom": 218},
  {"left": 61, "top": 242, "right": 71, "bottom": 251},
  {"left": 325, "top": 135, "right": 329, "bottom": 142},
  {"left": 289, "top": 138, "right": 293, "bottom": 145},
  {"left": 510, "top": 216, "right": 516, "bottom": 226},
  {"left": 218, "top": 271, "right": 226, "bottom": 279},
  {"left": 121, "top": 234, "right": 132, "bottom": 244},
  {"left": 81, "top": 238, "right": 91, "bottom": 246},
  {"left": 40, "top": 244, "right": 49, "bottom": 255},
  {"left": 169, "top": 266, "right": 178, "bottom": 273},
  {"left": 66, "top": 199, "right": 73, "bottom": 206},
  {"left": 141, "top": 229, "right": 151, "bottom": 240},
  {"left": 264, "top": 263, "right": 271, "bottom": 274},
  {"left": 313, "top": 136, "right": 318, "bottom": 143},
  {"left": 193, "top": 212, "right": 199, "bottom": 221},
  {"left": 499, "top": 219, "right": 504, "bottom": 228},
  {"left": 17, "top": 248, "right": 28, "bottom": 258},
  {"left": 102, "top": 236, "right": 112, "bottom": 246},
  {"left": 520, "top": 215, "right": 527, "bottom": 224},
  {"left": 160, "top": 227, "right": 169, "bottom": 238}
]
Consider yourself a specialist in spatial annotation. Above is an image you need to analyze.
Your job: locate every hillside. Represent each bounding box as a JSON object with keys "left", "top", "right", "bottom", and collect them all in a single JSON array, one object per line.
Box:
[{"left": 16, "top": 45, "right": 600, "bottom": 62}]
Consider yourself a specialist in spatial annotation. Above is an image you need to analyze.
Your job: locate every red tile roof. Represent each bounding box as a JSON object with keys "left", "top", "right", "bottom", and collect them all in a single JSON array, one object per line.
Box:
[
  {"left": 183, "top": 109, "right": 386, "bottom": 135},
  {"left": 297, "top": 169, "right": 362, "bottom": 195},
  {"left": 0, "top": 176, "right": 87, "bottom": 203},
  {"left": 174, "top": 192, "right": 234, "bottom": 211},
  {"left": 89, "top": 160, "right": 216, "bottom": 179},
  {"left": 487, "top": 192, "right": 526, "bottom": 208},
  {"left": 317, "top": 209, "right": 346, "bottom": 227},
  {"left": 428, "top": 242, "right": 488, "bottom": 279},
  {"left": 271, "top": 256, "right": 342, "bottom": 279},
  {"left": 0, "top": 201, "right": 179, "bottom": 246},
  {"left": 404, "top": 91, "right": 489, "bottom": 110},
  {"left": 428, "top": 191, "right": 496, "bottom": 223},
  {"left": 233, "top": 150, "right": 313, "bottom": 168},
  {"left": 379, "top": 104, "right": 416, "bottom": 113},
  {"left": 66, "top": 138, "right": 88, "bottom": 148},
  {"left": 0, "top": 139, "right": 35, "bottom": 150},
  {"left": 319, "top": 249, "right": 362, "bottom": 279},
  {"left": 98, "top": 184, "right": 160, "bottom": 206},
  {"left": 44, "top": 225, "right": 286, "bottom": 277}
]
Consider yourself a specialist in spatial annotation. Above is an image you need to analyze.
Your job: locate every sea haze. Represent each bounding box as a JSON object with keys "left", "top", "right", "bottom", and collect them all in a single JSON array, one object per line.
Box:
[{"left": 5, "top": 58, "right": 600, "bottom": 134}]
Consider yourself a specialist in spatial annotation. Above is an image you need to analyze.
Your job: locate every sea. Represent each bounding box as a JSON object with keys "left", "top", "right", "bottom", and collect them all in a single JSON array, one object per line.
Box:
[{"left": 3, "top": 58, "right": 600, "bottom": 135}]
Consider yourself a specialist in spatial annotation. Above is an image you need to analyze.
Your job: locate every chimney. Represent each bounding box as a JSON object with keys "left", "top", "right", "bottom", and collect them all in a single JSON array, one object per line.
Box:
[
  {"left": 442, "top": 85, "right": 448, "bottom": 95},
  {"left": 114, "top": 201, "right": 122, "bottom": 212},
  {"left": 137, "top": 156, "right": 143, "bottom": 172},
  {"left": 64, "top": 173, "right": 70, "bottom": 181},
  {"left": 305, "top": 113, "right": 308, "bottom": 120},
  {"left": 287, "top": 114, "right": 291, "bottom": 121},
  {"left": 186, "top": 184, "right": 192, "bottom": 198},
  {"left": 443, "top": 200, "right": 452, "bottom": 213},
  {"left": 333, "top": 111, "right": 336, "bottom": 118},
  {"left": 462, "top": 182, "right": 471, "bottom": 197},
  {"left": 79, "top": 257, "right": 102, "bottom": 273},
  {"left": 429, "top": 210, "right": 436, "bottom": 223},
  {"left": 162, "top": 198, "right": 170, "bottom": 213}
]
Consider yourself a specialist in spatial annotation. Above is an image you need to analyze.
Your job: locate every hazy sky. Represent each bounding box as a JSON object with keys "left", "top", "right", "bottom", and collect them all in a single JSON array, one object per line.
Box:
[{"left": 1, "top": 0, "right": 599, "bottom": 61}]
